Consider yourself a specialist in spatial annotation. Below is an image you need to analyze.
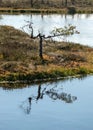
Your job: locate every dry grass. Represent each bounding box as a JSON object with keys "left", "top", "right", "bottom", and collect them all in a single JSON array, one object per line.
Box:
[{"left": 0, "top": 25, "right": 93, "bottom": 81}]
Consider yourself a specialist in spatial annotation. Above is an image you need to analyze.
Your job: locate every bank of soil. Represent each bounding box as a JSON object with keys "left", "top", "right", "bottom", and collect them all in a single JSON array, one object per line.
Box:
[{"left": 0, "top": 25, "right": 93, "bottom": 82}]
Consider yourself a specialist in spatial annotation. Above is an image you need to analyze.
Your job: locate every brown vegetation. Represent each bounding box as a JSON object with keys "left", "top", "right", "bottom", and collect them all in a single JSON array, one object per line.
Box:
[
  {"left": 0, "top": 0, "right": 93, "bottom": 14},
  {"left": 0, "top": 0, "right": 93, "bottom": 8},
  {"left": 0, "top": 25, "right": 93, "bottom": 82}
]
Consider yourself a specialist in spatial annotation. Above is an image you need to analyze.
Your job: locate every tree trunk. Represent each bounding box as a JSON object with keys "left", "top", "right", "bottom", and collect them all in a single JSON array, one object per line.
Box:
[
  {"left": 30, "top": 0, "right": 33, "bottom": 7},
  {"left": 39, "top": 35, "right": 43, "bottom": 59},
  {"left": 71, "top": 0, "right": 75, "bottom": 5},
  {"left": 61, "top": 0, "right": 64, "bottom": 6},
  {"left": 31, "top": 28, "right": 33, "bottom": 38},
  {"left": 65, "top": 0, "right": 68, "bottom": 7},
  {"left": 41, "top": 0, "right": 44, "bottom": 4},
  {"left": 0, "top": 0, "right": 2, "bottom": 6}
]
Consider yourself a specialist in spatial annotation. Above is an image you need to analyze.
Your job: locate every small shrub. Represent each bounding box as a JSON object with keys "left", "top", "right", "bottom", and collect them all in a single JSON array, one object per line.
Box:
[
  {"left": 77, "top": 67, "right": 88, "bottom": 75},
  {"left": 67, "top": 7, "right": 76, "bottom": 14}
]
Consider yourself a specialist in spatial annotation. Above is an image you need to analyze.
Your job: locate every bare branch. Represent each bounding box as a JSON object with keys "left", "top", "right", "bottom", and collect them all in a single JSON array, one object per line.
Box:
[{"left": 22, "top": 21, "right": 79, "bottom": 59}]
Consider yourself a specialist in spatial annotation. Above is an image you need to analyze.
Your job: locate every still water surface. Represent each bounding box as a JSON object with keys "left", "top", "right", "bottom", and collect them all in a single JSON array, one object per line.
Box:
[
  {"left": 0, "top": 14, "right": 93, "bottom": 46},
  {"left": 0, "top": 76, "right": 93, "bottom": 130},
  {"left": 0, "top": 14, "right": 93, "bottom": 129}
]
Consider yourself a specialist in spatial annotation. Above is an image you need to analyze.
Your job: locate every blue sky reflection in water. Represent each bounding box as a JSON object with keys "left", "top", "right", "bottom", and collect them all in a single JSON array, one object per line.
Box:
[
  {"left": 0, "top": 14, "right": 93, "bottom": 46},
  {"left": 0, "top": 76, "right": 93, "bottom": 130}
]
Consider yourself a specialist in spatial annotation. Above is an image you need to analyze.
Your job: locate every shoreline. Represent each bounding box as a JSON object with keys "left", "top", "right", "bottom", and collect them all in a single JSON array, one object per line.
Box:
[
  {"left": 0, "top": 68, "right": 93, "bottom": 84},
  {"left": 0, "top": 7, "right": 93, "bottom": 14},
  {"left": 0, "top": 74, "right": 90, "bottom": 84}
]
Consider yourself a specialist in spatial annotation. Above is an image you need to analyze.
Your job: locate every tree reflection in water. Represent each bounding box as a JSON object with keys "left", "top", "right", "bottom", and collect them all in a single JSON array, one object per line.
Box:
[
  {"left": 20, "top": 84, "right": 77, "bottom": 114},
  {"left": 36, "top": 85, "right": 46, "bottom": 101},
  {"left": 20, "top": 97, "right": 32, "bottom": 114},
  {"left": 46, "top": 90, "right": 77, "bottom": 103}
]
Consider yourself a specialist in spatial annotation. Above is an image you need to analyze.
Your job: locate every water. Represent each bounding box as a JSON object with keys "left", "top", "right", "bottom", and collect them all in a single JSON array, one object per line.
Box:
[
  {"left": 0, "top": 13, "right": 93, "bottom": 129},
  {"left": 0, "top": 76, "right": 93, "bottom": 130},
  {"left": 0, "top": 14, "right": 93, "bottom": 46}
]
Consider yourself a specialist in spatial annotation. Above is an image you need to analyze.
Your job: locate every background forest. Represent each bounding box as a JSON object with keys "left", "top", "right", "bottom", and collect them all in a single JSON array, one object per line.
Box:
[{"left": 0, "top": 0, "right": 93, "bottom": 8}]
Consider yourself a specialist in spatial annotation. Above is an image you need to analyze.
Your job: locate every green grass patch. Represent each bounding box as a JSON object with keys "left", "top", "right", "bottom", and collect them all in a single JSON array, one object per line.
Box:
[{"left": 0, "top": 67, "right": 93, "bottom": 83}]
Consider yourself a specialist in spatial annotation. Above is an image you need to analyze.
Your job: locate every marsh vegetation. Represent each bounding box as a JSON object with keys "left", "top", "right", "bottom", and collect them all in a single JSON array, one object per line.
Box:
[{"left": 0, "top": 25, "right": 93, "bottom": 82}]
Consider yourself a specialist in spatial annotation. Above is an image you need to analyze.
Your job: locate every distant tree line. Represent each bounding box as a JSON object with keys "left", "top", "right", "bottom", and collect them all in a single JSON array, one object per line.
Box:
[{"left": 0, "top": 0, "right": 93, "bottom": 8}]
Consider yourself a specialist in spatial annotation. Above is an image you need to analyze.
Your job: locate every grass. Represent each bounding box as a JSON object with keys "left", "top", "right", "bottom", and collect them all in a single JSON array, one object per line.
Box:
[
  {"left": 0, "top": 8, "right": 67, "bottom": 14},
  {"left": 0, "top": 7, "right": 93, "bottom": 14},
  {"left": 0, "top": 25, "right": 93, "bottom": 83},
  {"left": 0, "top": 67, "right": 91, "bottom": 83}
]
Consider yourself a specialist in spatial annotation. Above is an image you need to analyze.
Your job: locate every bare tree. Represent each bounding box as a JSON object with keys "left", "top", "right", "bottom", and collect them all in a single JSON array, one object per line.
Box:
[
  {"left": 30, "top": 0, "right": 33, "bottom": 7},
  {"left": 22, "top": 22, "right": 79, "bottom": 59},
  {"left": 65, "top": 0, "right": 68, "bottom": 7},
  {"left": 61, "top": 0, "right": 64, "bottom": 6},
  {"left": 0, "top": 0, "right": 2, "bottom": 6},
  {"left": 71, "top": 0, "right": 75, "bottom": 5},
  {"left": 41, "top": 0, "right": 44, "bottom": 4}
]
